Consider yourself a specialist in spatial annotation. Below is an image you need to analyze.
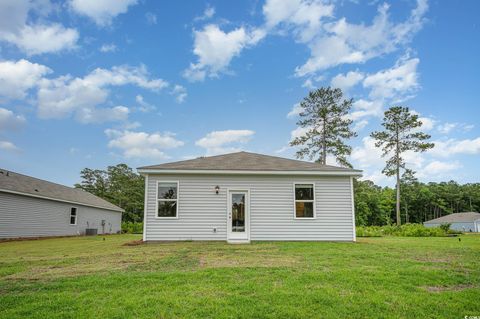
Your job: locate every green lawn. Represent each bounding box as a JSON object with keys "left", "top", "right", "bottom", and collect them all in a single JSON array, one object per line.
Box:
[{"left": 0, "top": 235, "right": 479, "bottom": 318}]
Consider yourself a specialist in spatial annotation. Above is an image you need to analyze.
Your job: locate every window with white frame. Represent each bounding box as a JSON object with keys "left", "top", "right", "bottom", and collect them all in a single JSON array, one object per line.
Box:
[
  {"left": 70, "top": 207, "right": 77, "bottom": 225},
  {"left": 157, "top": 182, "right": 178, "bottom": 218},
  {"left": 294, "top": 184, "right": 315, "bottom": 218}
]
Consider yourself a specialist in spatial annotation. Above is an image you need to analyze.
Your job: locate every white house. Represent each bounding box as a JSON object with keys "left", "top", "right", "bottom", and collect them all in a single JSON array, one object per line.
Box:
[
  {"left": 0, "top": 168, "right": 123, "bottom": 239},
  {"left": 424, "top": 212, "right": 480, "bottom": 232},
  {"left": 138, "top": 152, "right": 362, "bottom": 243}
]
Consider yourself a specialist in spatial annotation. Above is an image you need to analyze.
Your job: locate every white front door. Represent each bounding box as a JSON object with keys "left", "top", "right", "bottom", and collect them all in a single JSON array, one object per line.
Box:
[{"left": 227, "top": 190, "right": 249, "bottom": 242}]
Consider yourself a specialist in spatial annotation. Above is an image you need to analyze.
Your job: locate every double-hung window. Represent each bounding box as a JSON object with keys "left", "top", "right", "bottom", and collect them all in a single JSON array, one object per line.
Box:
[
  {"left": 157, "top": 182, "right": 178, "bottom": 218},
  {"left": 294, "top": 184, "right": 315, "bottom": 218},
  {"left": 70, "top": 207, "right": 77, "bottom": 225}
]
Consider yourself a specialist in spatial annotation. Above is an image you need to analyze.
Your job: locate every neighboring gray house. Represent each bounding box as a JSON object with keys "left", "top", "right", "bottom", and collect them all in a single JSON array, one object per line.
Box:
[
  {"left": 0, "top": 169, "right": 123, "bottom": 239},
  {"left": 424, "top": 212, "right": 480, "bottom": 232},
  {"left": 138, "top": 152, "right": 362, "bottom": 243}
]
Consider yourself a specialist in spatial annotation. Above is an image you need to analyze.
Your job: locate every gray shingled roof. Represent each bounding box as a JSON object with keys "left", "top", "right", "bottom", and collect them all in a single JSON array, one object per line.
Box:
[
  {"left": 138, "top": 151, "right": 362, "bottom": 173},
  {"left": 424, "top": 212, "right": 480, "bottom": 224},
  {"left": 0, "top": 169, "right": 123, "bottom": 212}
]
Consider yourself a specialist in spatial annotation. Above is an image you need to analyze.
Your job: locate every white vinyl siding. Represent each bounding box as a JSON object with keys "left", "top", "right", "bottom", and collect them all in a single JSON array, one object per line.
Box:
[
  {"left": 424, "top": 222, "right": 477, "bottom": 233},
  {"left": 0, "top": 192, "right": 122, "bottom": 238},
  {"left": 144, "top": 174, "right": 355, "bottom": 241}
]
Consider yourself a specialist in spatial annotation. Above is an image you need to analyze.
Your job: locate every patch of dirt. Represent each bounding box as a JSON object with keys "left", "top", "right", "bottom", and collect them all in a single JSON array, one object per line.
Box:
[
  {"left": 422, "top": 284, "right": 477, "bottom": 293},
  {"left": 0, "top": 234, "right": 120, "bottom": 244},
  {"left": 123, "top": 240, "right": 144, "bottom": 246},
  {"left": 198, "top": 254, "right": 300, "bottom": 268}
]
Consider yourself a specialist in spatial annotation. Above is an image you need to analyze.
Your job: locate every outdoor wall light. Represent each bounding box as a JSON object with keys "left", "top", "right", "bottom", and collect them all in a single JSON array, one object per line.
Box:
[{"left": 215, "top": 185, "right": 220, "bottom": 194}]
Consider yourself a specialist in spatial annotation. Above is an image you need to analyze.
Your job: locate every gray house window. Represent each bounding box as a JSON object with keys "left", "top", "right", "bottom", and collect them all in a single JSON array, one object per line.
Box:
[
  {"left": 70, "top": 207, "right": 77, "bottom": 225},
  {"left": 157, "top": 181, "right": 178, "bottom": 218},
  {"left": 294, "top": 184, "right": 315, "bottom": 218}
]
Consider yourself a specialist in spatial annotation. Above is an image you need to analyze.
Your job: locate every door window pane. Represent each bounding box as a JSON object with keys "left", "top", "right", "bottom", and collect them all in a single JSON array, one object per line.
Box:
[{"left": 232, "top": 194, "right": 245, "bottom": 232}]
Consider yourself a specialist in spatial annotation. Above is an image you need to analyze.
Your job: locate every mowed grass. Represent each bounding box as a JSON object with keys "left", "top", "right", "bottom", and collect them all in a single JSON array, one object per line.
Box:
[{"left": 0, "top": 235, "right": 479, "bottom": 318}]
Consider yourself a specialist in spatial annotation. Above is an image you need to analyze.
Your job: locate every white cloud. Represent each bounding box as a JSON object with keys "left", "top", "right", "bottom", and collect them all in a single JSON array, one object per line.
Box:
[
  {"left": 195, "top": 129, "right": 255, "bottom": 155},
  {"left": 290, "top": 126, "right": 310, "bottom": 140},
  {"left": 302, "top": 78, "right": 315, "bottom": 90},
  {"left": 123, "top": 121, "right": 141, "bottom": 130},
  {"left": 429, "top": 137, "right": 480, "bottom": 158},
  {"left": 422, "top": 160, "right": 461, "bottom": 175},
  {"left": 183, "top": 0, "right": 427, "bottom": 81},
  {"left": 37, "top": 65, "right": 168, "bottom": 123},
  {"left": 263, "top": 0, "right": 334, "bottom": 42},
  {"left": 351, "top": 137, "right": 391, "bottom": 184},
  {"left": 135, "top": 95, "right": 155, "bottom": 113},
  {"left": 436, "top": 122, "right": 473, "bottom": 134},
  {"left": 275, "top": 145, "right": 290, "bottom": 154},
  {"left": 342, "top": 57, "right": 421, "bottom": 122},
  {"left": 183, "top": 24, "right": 266, "bottom": 81},
  {"left": 3, "top": 24, "right": 79, "bottom": 56},
  {"left": 331, "top": 71, "right": 364, "bottom": 92},
  {"left": 363, "top": 57, "right": 419, "bottom": 100},
  {"left": 0, "top": 140, "right": 20, "bottom": 152},
  {"left": 69, "top": 0, "right": 138, "bottom": 26},
  {"left": 0, "top": 59, "right": 51, "bottom": 100},
  {"left": 437, "top": 122, "right": 457, "bottom": 134},
  {"left": 195, "top": 5, "right": 215, "bottom": 21},
  {"left": 105, "top": 129, "right": 184, "bottom": 159},
  {"left": 76, "top": 105, "right": 129, "bottom": 124},
  {"left": 352, "top": 119, "right": 369, "bottom": 132},
  {"left": 145, "top": 12, "right": 157, "bottom": 25},
  {"left": 100, "top": 43, "right": 117, "bottom": 53},
  {"left": 351, "top": 136, "right": 384, "bottom": 169},
  {"left": 350, "top": 99, "right": 383, "bottom": 121},
  {"left": 0, "top": 1, "right": 78, "bottom": 55},
  {"left": 287, "top": 103, "right": 302, "bottom": 118},
  {"left": 352, "top": 136, "right": 427, "bottom": 171},
  {"left": 0, "top": 0, "right": 30, "bottom": 34},
  {"left": 293, "top": 0, "right": 427, "bottom": 76},
  {"left": 351, "top": 135, "right": 470, "bottom": 185},
  {"left": 295, "top": 35, "right": 365, "bottom": 76},
  {"left": 171, "top": 85, "right": 187, "bottom": 104},
  {"left": 418, "top": 116, "right": 435, "bottom": 131},
  {"left": 0, "top": 108, "right": 26, "bottom": 131}
]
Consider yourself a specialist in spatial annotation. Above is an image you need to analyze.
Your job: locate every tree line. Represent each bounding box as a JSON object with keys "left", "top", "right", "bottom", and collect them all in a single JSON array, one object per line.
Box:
[
  {"left": 74, "top": 87, "right": 478, "bottom": 225},
  {"left": 74, "top": 164, "right": 144, "bottom": 222},
  {"left": 74, "top": 162, "right": 480, "bottom": 225},
  {"left": 354, "top": 179, "right": 480, "bottom": 226}
]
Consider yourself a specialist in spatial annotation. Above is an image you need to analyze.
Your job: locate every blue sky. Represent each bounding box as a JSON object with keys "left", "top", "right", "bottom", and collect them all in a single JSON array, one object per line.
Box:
[{"left": 0, "top": 0, "right": 479, "bottom": 187}]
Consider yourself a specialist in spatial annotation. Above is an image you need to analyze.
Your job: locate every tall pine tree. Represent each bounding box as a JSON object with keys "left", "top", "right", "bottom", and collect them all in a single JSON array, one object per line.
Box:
[
  {"left": 290, "top": 87, "right": 357, "bottom": 167},
  {"left": 371, "top": 106, "right": 434, "bottom": 225}
]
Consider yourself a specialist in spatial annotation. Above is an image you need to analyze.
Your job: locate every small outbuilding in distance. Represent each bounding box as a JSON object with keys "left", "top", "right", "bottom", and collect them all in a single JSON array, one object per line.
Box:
[
  {"left": 0, "top": 168, "right": 123, "bottom": 239},
  {"left": 423, "top": 212, "right": 480, "bottom": 233}
]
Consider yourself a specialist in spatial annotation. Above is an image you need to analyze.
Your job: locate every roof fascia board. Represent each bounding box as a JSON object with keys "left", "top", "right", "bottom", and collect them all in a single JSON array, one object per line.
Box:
[
  {"left": 0, "top": 188, "right": 124, "bottom": 213},
  {"left": 137, "top": 169, "right": 362, "bottom": 176}
]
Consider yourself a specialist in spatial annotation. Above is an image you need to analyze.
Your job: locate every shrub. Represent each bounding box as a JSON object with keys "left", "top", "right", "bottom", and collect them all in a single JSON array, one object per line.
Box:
[
  {"left": 356, "top": 223, "right": 455, "bottom": 237},
  {"left": 122, "top": 222, "right": 143, "bottom": 234},
  {"left": 439, "top": 223, "right": 451, "bottom": 232}
]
